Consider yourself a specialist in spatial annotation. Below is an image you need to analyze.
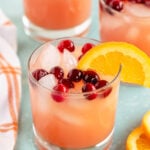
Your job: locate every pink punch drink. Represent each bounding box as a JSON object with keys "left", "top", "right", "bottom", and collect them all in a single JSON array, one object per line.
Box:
[
  {"left": 99, "top": 0, "right": 150, "bottom": 56},
  {"left": 23, "top": 0, "right": 92, "bottom": 41}
]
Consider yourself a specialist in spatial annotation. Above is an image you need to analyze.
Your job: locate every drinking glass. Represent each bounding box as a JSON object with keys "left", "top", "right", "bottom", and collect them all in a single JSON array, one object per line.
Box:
[
  {"left": 23, "top": 0, "right": 92, "bottom": 41},
  {"left": 28, "top": 37, "right": 121, "bottom": 150},
  {"left": 99, "top": 0, "right": 150, "bottom": 56}
]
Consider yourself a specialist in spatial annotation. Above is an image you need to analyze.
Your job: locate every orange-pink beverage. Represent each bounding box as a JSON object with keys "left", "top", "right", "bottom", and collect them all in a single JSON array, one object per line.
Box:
[
  {"left": 99, "top": 0, "right": 150, "bottom": 56},
  {"left": 28, "top": 38, "right": 121, "bottom": 150},
  {"left": 23, "top": 0, "right": 92, "bottom": 41}
]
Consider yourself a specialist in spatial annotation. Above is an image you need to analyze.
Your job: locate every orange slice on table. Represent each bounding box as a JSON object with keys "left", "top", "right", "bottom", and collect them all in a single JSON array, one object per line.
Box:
[
  {"left": 142, "top": 111, "right": 150, "bottom": 139},
  {"left": 77, "top": 42, "right": 150, "bottom": 87},
  {"left": 126, "top": 126, "right": 150, "bottom": 150}
]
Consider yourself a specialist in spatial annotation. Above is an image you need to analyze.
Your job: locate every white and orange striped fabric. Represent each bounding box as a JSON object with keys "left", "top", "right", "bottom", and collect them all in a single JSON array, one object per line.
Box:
[{"left": 0, "top": 34, "right": 21, "bottom": 149}]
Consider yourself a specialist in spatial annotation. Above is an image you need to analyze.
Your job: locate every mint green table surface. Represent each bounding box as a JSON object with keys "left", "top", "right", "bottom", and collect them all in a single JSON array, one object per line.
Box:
[{"left": 1, "top": 0, "right": 150, "bottom": 150}]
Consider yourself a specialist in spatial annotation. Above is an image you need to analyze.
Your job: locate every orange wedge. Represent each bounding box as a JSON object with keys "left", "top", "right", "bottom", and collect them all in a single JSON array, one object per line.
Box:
[
  {"left": 126, "top": 126, "right": 150, "bottom": 150},
  {"left": 142, "top": 111, "right": 150, "bottom": 139},
  {"left": 77, "top": 42, "right": 150, "bottom": 87}
]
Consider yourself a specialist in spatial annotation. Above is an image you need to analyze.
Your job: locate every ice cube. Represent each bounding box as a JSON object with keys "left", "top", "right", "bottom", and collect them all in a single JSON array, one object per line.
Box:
[
  {"left": 126, "top": 26, "right": 139, "bottom": 40},
  {"left": 38, "top": 74, "right": 57, "bottom": 89},
  {"left": 62, "top": 49, "right": 77, "bottom": 71},
  {"left": 55, "top": 110, "right": 83, "bottom": 126},
  {"left": 67, "top": 98, "right": 87, "bottom": 110},
  {"left": 37, "top": 44, "right": 61, "bottom": 71}
]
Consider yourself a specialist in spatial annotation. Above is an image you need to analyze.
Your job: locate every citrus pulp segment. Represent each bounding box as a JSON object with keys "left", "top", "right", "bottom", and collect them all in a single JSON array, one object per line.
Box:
[
  {"left": 77, "top": 42, "right": 150, "bottom": 87},
  {"left": 126, "top": 127, "right": 150, "bottom": 150},
  {"left": 142, "top": 111, "right": 150, "bottom": 139}
]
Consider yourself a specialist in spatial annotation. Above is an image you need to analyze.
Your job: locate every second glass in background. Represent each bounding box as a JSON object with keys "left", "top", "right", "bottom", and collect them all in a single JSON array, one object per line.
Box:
[
  {"left": 23, "top": 0, "right": 92, "bottom": 41},
  {"left": 99, "top": 0, "right": 150, "bottom": 56}
]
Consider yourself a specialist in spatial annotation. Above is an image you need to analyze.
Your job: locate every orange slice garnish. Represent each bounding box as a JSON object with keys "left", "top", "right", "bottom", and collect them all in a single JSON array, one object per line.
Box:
[
  {"left": 126, "top": 126, "right": 150, "bottom": 150},
  {"left": 77, "top": 42, "right": 150, "bottom": 87},
  {"left": 126, "top": 111, "right": 150, "bottom": 150}
]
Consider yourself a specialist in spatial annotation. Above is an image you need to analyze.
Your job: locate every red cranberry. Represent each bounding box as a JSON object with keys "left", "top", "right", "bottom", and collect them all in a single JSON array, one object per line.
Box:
[
  {"left": 105, "top": 0, "right": 112, "bottom": 5},
  {"left": 50, "top": 66, "right": 64, "bottom": 80},
  {"left": 94, "top": 79, "right": 112, "bottom": 98},
  {"left": 67, "top": 68, "right": 83, "bottom": 82},
  {"left": 135, "top": 0, "right": 144, "bottom": 3},
  {"left": 109, "top": 0, "right": 124, "bottom": 11},
  {"left": 58, "top": 78, "right": 74, "bottom": 88},
  {"left": 145, "top": 0, "right": 150, "bottom": 6},
  {"left": 57, "top": 40, "right": 75, "bottom": 53},
  {"left": 82, "top": 83, "right": 97, "bottom": 100},
  {"left": 83, "top": 70, "right": 100, "bottom": 85},
  {"left": 78, "top": 54, "right": 84, "bottom": 61},
  {"left": 95, "top": 80, "right": 108, "bottom": 89},
  {"left": 51, "top": 84, "right": 68, "bottom": 102},
  {"left": 100, "top": 87, "right": 112, "bottom": 98},
  {"left": 32, "top": 69, "right": 48, "bottom": 81},
  {"left": 81, "top": 43, "right": 95, "bottom": 54}
]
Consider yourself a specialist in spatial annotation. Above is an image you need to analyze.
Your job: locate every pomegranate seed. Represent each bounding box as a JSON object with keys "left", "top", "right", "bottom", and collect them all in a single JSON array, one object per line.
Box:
[
  {"left": 51, "top": 84, "right": 68, "bottom": 102},
  {"left": 100, "top": 87, "right": 112, "bottom": 98},
  {"left": 81, "top": 43, "right": 95, "bottom": 54},
  {"left": 67, "top": 68, "right": 83, "bottom": 82},
  {"left": 95, "top": 80, "right": 108, "bottom": 89},
  {"left": 109, "top": 0, "right": 124, "bottom": 11},
  {"left": 32, "top": 69, "right": 48, "bottom": 81},
  {"left": 82, "top": 83, "right": 97, "bottom": 100},
  {"left": 83, "top": 70, "right": 100, "bottom": 85},
  {"left": 58, "top": 78, "right": 74, "bottom": 88},
  {"left": 57, "top": 40, "right": 75, "bottom": 53},
  {"left": 50, "top": 66, "right": 64, "bottom": 80}
]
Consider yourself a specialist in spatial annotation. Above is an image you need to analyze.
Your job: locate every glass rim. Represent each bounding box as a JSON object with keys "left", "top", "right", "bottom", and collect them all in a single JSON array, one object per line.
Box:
[
  {"left": 27, "top": 37, "right": 122, "bottom": 96},
  {"left": 99, "top": 0, "right": 150, "bottom": 19}
]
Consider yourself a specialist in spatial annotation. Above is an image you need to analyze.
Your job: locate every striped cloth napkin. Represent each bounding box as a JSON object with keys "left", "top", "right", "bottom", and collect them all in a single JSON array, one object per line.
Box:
[{"left": 0, "top": 10, "right": 21, "bottom": 150}]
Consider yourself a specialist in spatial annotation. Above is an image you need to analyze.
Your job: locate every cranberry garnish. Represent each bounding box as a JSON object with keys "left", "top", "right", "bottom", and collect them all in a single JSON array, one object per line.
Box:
[
  {"left": 95, "top": 80, "right": 108, "bottom": 89},
  {"left": 67, "top": 68, "right": 83, "bottom": 82},
  {"left": 57, "top": 40, "right": 75, "bottom": 53},
  {"left": 145, "top": 0, "right": 150, "bottom": 6},
  {"left": 83, "top": 70, "right": 100, "bottom": 85},
  {"left": 58, "top": 78, "right": 74, "bottom": 88},
  {"left": 50, "top": 66, "right": 64, "bottom": 80},
  {"left": 81, "top": 43, "right": 95, "bottom": 54},
  {"left": 51, "top": 84, "right": 68, "bottom": 102},
  {"left": 78, "top": 54, "right": 83, "bottom": 61},
  {"left": 108, "top": 0, "right": 124, "bottom": 11},
  {"left": 32, "top": 69, "right": 48, "bottom": 81},
  {"left": 100, "top": 87, "right": 112, "bottom": 98},
  {"left": 135, "top": 0, "right": 144, "bottom": 3},
  {"left": 111, "top": 0, "right": 123, "bottom": 11},
  {"left": 95, "top": 80, "right": 112, "bottom": 98},
  {"left": 105, "top": 0, "right": 112, "bottom": 5},
  {"left": 82, "top": 83, "right": 97, "bottom": 100}
]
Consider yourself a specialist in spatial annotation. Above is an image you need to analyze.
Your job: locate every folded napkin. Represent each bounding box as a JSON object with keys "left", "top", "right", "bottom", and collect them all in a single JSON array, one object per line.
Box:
[{"left": 0, "top": 10, "right": 21, "bottom": 150}]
